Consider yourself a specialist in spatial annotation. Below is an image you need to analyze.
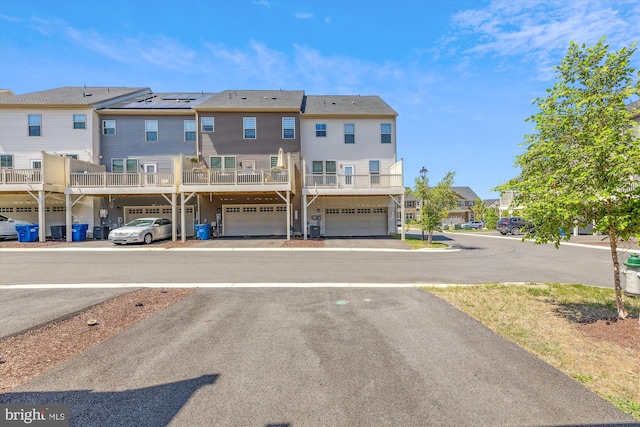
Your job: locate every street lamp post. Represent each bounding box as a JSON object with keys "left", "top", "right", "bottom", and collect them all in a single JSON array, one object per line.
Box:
[{"left": 419, "top": 166, "right": 428, "bottom": 241}]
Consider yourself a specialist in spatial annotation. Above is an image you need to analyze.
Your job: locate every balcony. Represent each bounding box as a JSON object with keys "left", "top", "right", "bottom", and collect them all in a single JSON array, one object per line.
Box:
[
  {"left": 180, "top": 168, "right": 291, "bottom": 193},
  {"left": 303, "top": 173, "right": 403, "bottom": 196},
  {"left": 67, "top": 172, "right": 176, "bottom": 195},
  {"left": 0, "top": 168, "right": 43, "bottom": 185}
]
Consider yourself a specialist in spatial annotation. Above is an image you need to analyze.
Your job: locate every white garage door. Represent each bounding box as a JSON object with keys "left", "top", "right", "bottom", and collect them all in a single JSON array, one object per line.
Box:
[
  {"left": 325, "top": 207, "right": 388, "bottom": 236},
  {"left": 223, "top": 205, "right": 287, "bottom": 236},
  {"left": 124, "top": 206, "right": 195, "bottom": 237}
]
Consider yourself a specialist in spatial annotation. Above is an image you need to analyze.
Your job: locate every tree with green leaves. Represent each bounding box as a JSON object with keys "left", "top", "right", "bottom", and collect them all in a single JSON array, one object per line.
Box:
[
  {"left": 484, "top": 207, "right": 499, "bottom": 230},
  {"left": 495, "top": 38, "right": 640, "bottom": 319},
  {"left": 412, "top": 171, "right": 458, "bottom": 244},
  {"left": 471, "top": 197, "right": 488, "bottom": 222}
]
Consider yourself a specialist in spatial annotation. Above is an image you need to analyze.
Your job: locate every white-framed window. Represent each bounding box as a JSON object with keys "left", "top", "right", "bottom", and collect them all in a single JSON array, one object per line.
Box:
[
  {"left": 381, "top": 123, "right": 391, "bottom": 143},
  {"left": 28, "top": 114, "right": 41, "bottom": 136},
  {"left": 270, "top": 156, "right": 278, "bottom": 169},
  {"left": 145, "top": 120, "right": 158, "bottom": 142},
  {"left": 102, "top": 120, "right": 116, "bottom": 135},
  {"left": 282, "top": 117, "right": 295, "bottom": 139},
  {"left": 210, "top": 156, "right": 236, "bottom": 170},
  {"left": 344, "top": 123, "right": 355, "bottom": 144},
  {"left": 201, "top": 117, "right": 214, "bottom": 132},
  {"left": 31, "top": 160, "right": 42, "bottom": 169},
  {"left": 243, "top": 117, "right": 256, "bottom": 139},
  {"left": 1, "top": 154, "right": 13, "bottom": 168},
  {"left": 184, "top": 120, "right": 196, "bottom": 141},
  {"left": 312, "top": 160, "right": 336, "bottom": 174},
  {"left": 64, "top": 154, "right": 79, "bottom": 159},
  {"left": 112, "top": 158, "right": 138, "bottom": 173},
  {"left": 73, "top": 114, "right": 87, "bottom": 129},
  {"left": 315, "top": 123, "right": 326, "bottom": 137}
]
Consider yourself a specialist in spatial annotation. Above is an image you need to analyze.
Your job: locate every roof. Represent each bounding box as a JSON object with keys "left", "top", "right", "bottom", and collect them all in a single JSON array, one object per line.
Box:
[
  {"left": 303, "top": 95, "right": 397, "bottom": 116},
  {"left": 451, "top": 186, "right": 480, "bottom": 201},
  {"left": 197, "top": 90, "right": 305, "bottom": 111},
  {"left": 105, "top": 92, "right": 216, "bottom": 110},
  {"left": 0, "top": 86, "right": 151, "bottom": 107}
]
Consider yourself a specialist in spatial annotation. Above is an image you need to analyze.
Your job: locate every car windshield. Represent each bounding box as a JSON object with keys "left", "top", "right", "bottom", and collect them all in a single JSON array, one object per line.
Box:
[{"left": 125, "top": 219, "right": 154, "bottom": 227}]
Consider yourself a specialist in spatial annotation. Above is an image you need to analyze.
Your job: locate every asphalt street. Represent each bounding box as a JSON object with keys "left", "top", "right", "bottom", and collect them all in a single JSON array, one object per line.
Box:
[
  {"left": 1, "top": 233, "right": 638, "bottom": 426},
  {"left": 2, "top": 288, "right": 636, "bottom": 426}
]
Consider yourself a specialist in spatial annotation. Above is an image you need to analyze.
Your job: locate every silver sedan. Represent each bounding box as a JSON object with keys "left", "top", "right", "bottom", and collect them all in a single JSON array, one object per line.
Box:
[
  {"left": 0, "top": 214, "right": 31, "bottom": 240},
  {"left": 108, "top": 217, "right": 172, "bottom": 245}
]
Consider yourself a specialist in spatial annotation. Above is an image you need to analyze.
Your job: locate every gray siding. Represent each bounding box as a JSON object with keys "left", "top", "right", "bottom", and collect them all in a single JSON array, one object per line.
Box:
[
  {"left": 199, "top": 112, "right": 301, "bottom": 170},
  {"left": 100, "top": 115, "right": 196, "bottom": 172}
]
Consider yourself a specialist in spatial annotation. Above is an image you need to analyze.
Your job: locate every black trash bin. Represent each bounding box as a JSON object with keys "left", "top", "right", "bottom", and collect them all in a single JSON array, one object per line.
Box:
[
  {"left": 51, "top": 225, "right": 66, "bottom": 240},
  {"left": 93, "top": 225, "right": 110, "bottom": 240},
  {"left": 309, "top": 225, "right": 320, "bottom": 239}
]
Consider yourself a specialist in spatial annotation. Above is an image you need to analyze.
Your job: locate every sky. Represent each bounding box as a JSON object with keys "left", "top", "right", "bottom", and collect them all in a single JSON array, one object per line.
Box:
[{"left": 1, "top": 0, "right": 639, "bottom": 199}]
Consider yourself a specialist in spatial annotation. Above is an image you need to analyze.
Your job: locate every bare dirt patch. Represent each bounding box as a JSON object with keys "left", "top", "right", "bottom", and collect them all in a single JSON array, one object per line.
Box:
[
  {"left": 578, "top": 317, "right": 640, "bottom": 353},
  {"left": 0, "top": 288, "right": 195, "bottom": 393},
  {"left": 281, "top": 238, "right": 325, "bottom": 248}
]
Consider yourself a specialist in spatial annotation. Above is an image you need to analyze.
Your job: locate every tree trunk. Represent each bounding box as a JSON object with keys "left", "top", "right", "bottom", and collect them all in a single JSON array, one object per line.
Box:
[
  {"left": 428, "top": 230, "right": 433, "bottom": 245},
  {"left": 608, "top": 218, "right": 627, "bottom": 319}
]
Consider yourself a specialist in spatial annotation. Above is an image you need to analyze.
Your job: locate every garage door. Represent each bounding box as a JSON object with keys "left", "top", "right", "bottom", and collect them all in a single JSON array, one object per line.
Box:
[
  {"left": 325, "top": 207, "right": 388, "bottom": 236},
  {"left": 223, "top": 205, "right": 287, "bottom": 236},
  {"left": 124, "top": 206, "right": 195, "bottom": 237}
]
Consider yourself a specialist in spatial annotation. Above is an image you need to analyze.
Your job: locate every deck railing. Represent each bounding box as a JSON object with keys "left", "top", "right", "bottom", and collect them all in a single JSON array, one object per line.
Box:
[
  {"left": 69, "top": 172, "right": 175, "bottom": 188},
  {"left": 182, "top": 169, "right": 289, "bottom": 186},
  {"left": 0, "top": 168, "right": 43, "bottom": 184},
  {"left": 304, "top": 173, "right": 402, "bottom": 189}
]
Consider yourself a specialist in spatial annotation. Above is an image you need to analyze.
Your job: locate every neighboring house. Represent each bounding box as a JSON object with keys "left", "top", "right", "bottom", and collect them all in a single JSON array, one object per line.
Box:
[
  {"left": 300, "top": 95, "right": 403, "bottom": 238},
  {"left": 189, "top": 90, "right": 304, "bottom": 239},
  {"left": 0, "top": 86, "right": 151, "bottom": 241},
  {"left": 484, "top": 199, "right": 500, "bottom": 210},
  {"left": 404, "top": 186, "right": 481, "bottom": 225},
  {"left": 499, "top": 190, "right": 521, "bottom": 217}
]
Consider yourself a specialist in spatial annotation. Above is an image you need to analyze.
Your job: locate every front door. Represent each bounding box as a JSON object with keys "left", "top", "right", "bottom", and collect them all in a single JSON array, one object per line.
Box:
[
  {"left": 143, "top": 164, "right": 157, "bottom": 185},
  {"left": 344, "top": 165, "right": 354, "bottom": 186}
]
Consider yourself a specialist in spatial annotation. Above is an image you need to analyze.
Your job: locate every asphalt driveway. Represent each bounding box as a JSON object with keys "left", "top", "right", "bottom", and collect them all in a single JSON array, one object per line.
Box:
[{"left": 1, "top": 288, "right": 635, "bottom": 426}]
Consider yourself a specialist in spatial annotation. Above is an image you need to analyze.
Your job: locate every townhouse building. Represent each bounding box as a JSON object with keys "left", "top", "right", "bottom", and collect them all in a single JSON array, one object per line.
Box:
[
  {"left": 188, "top": 90, "right": 303, "bottom": 239},
  {"left": 66, "top": 91, "right": 216, "bottom": 239},
  {"left": 300, "top": 95, "right": 404, "bottom": 238},
  {"left": 0, "top": 86, "right": 151, "bottom": 241},
  {"left": 0, "top": 87, "right": 405, "bottom": 242}
]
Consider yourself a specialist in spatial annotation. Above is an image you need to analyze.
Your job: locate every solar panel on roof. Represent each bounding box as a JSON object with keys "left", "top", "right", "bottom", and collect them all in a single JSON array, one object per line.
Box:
[{"left": 162, "top": 93, "right": 199, "bottom": 101}]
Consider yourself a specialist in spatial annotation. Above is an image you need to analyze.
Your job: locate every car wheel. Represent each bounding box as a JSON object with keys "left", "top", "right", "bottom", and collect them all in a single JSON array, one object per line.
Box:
[
  {"left": 500, "top": 231, "right": 507, "bottom": 235},
  {"left": 143, "top": 233, "right": 153, "bottom": 244},
  {"left": 511, "top": 227, "right": 520, "bottom": 236}
]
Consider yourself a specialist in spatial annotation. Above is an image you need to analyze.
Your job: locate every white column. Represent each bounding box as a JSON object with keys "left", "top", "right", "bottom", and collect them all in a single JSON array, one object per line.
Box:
[
  {"left": 181, "top": 192, "right": 186, "bottom": 242},
  {"left": 38, "top": 190, "right": 45, "bottom": 242},
  {"left": 303, "top": 195, "right": 308, "bottom": 240},
  {"left": 65, "top": 193, "right": 72, "bottom": 242},
  {"left": 172, "top": 193, "right": 177, "bottom": 241}
]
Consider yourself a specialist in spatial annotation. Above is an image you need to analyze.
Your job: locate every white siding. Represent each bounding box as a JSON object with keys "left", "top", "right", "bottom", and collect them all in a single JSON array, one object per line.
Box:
[
  {"left": 300, "top": 118, "right": 396, "bottom": 174},
  {"left": 0, "top": 107, "right": 95, "bottom": 168}
]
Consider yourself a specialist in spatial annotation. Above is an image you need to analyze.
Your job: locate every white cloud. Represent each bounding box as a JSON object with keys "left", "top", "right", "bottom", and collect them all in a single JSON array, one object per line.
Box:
[
  {"left": 446, "top": 0, "right": 640, "bottom": 78},
  {"left": 28, "top": 17, "right": 198, "bottom": 71},
  {"left": 296, "top": 12, "right": 313, "bottom": 19},
  {"left": 253, "top": 0, "right": 271, "bottom": 8},
  {"left": 0, "top": 14, "right": 22, "bottom": 22}
]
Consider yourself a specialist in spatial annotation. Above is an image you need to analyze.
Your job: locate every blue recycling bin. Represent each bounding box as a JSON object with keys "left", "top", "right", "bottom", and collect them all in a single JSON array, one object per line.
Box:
[
  {"left": 16, "top": 224, "right": 39, "bottom": 242},
  {"left": 72, "top": 223, "right": 89, "bottom": 241},
  {"left": 195, "top": 223, "right": 211, "bottom": 240}
]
